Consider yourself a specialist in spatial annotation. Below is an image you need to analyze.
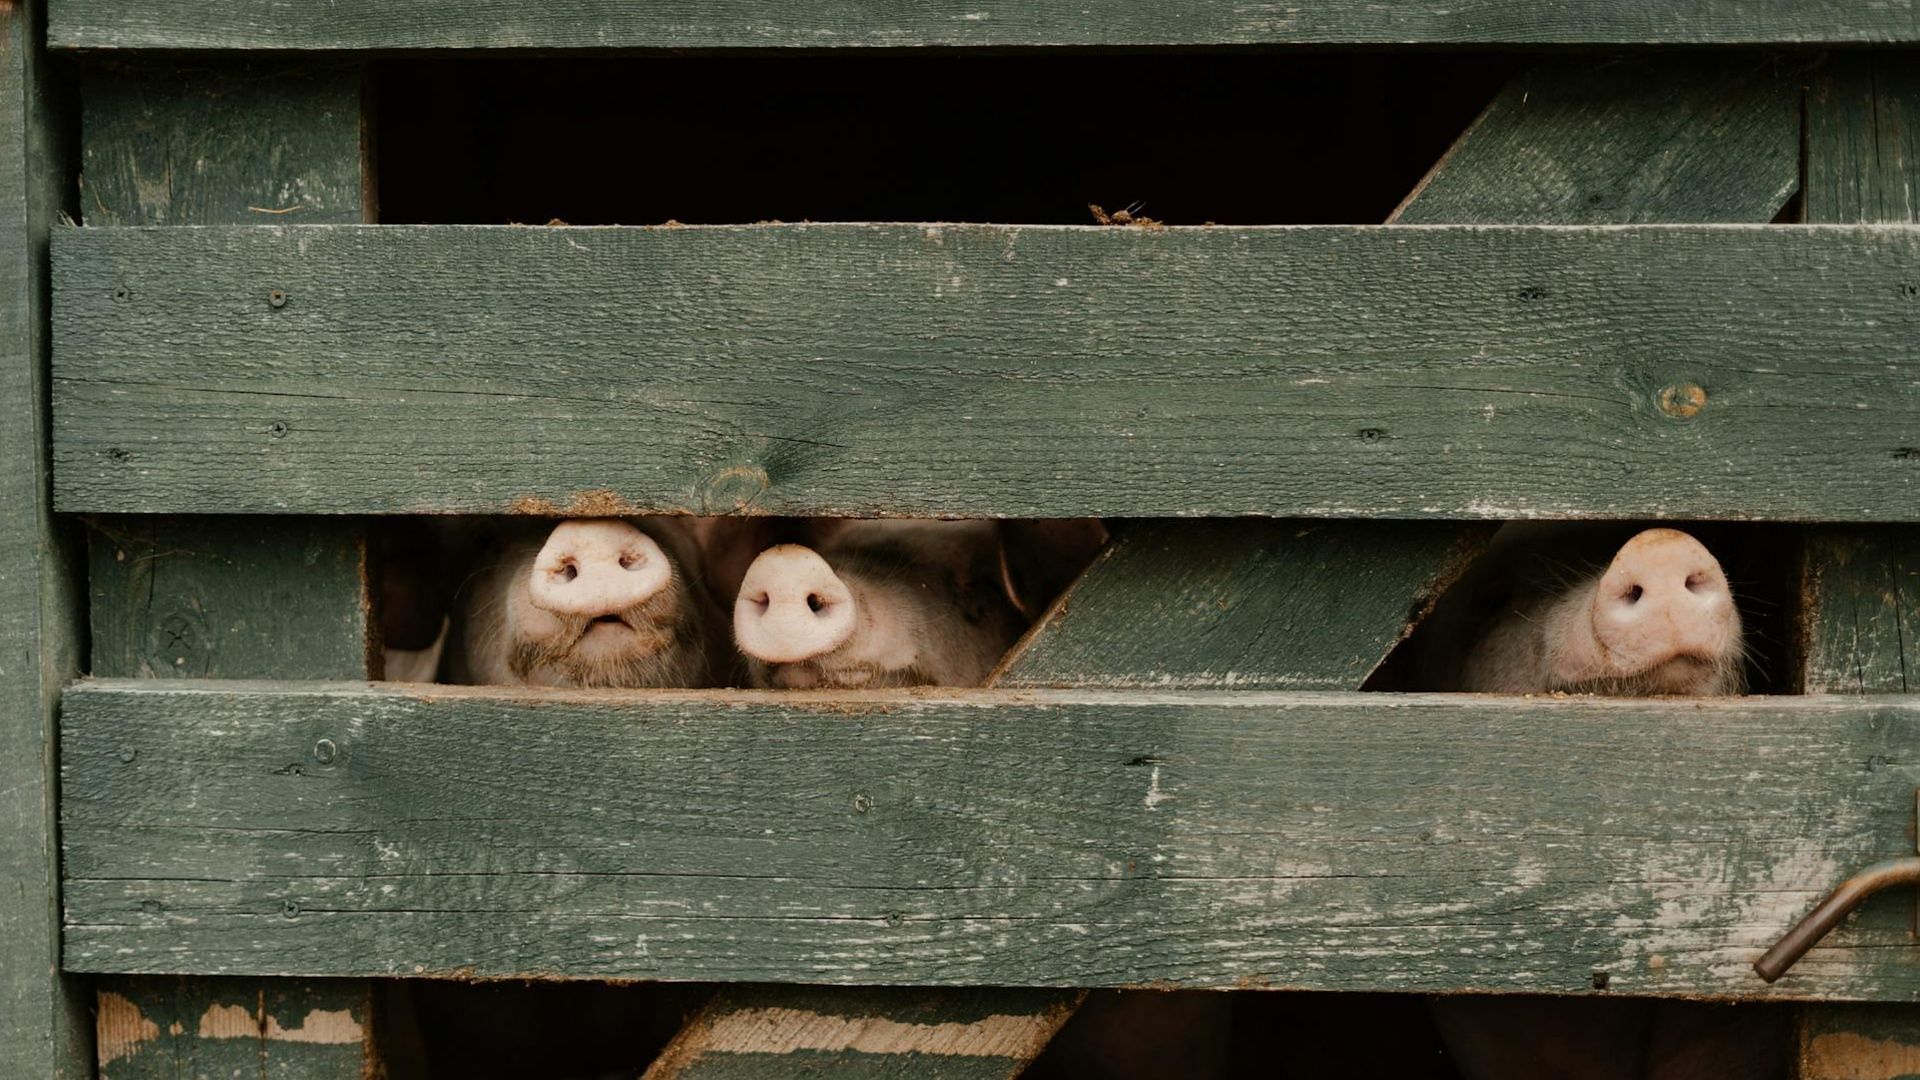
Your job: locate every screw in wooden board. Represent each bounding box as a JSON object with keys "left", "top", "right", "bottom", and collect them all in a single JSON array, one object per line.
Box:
[
  {"left": 111, "top": 285, "right": 131, "bottom": 303},
  {"left": 1591, "top": 970, "right": 1611, "bottom": 990},
  {"left": 1657, "top": 383, "right": 1707, "bottom": 420},
  {"left": 116, "top": 747, "right": 136, "bottom": 764},
  {"left": 268, "top": 421, "right": 290, "bottom": 439},
  {"left": 267, "top": 288, "right": 289, "bottom": 309},
  {"left": 283, "top": 900, "right": 301, "bottom": 919},
  {"left": 312, "top": 738, "right": 338, "bottom": 765},
  {"left": 884, "top": 911, "right": 904, "bottom": 928},
  {"left": 139, "top": 899, "right": 161, "bottom": 915},
  {"left": 852, "top": 794, "right": 873, "bottom": 814}
]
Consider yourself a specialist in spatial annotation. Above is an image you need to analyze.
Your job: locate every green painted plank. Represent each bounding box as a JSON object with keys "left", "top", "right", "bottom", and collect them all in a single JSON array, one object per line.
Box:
[
  {"left": 97, "top": 976, "right": 377, "bottom": 1080},
  {"left": 995, "top": 520, "right": 1486, "bottom": 688},
  {"left": 56, "top": 681, "right": 1920, "bottom": 1000},
  {"left": 644, "top": 986, "right": 1082, "bottom": 1079},
  {"left": 82, "top": 62, "right": 367, "bottom": 227},
  {"left": 1801, "top": 527, "right": 1920, "bottom": 694},
  {"left": 88, "top": 516, "right": 374, "bottom": 679},
  {"left": 1798, "top": 50, "right": 1920, "bottom": 1075},
  {"left": 1391, "top": 54, "right": 1801, "bottom": 225},
  {"left": 1807, "top": 54, "right": 1920, "bottom": 226},
  {"left": 0, "top": 0, "right": 91, "bottom": 1076},
  {"left": 44, "top": 0, "right": 1920, "bottom": 50},
  {"left": 49, "top": 222, "right": 1920, "bottom": 520},
  {"left": 77, "top": 54, "right": 384, "bottom": 1077}
]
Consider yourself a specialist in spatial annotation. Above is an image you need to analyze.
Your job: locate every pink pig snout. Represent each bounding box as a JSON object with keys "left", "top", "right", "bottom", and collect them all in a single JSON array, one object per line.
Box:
[
  {"left": 735, "top": 545, "right": 857, "bottom": 664},
  {"left": 527, "top": 519, "right": 671, "bottom": 619},
  {"left": 1590, "top": 528, "right": 1737, "bottom": 670}
]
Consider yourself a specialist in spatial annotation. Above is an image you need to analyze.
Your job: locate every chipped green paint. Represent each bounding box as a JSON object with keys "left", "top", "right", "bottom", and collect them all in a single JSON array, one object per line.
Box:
[{"left": 57, "top": 681, "right": 1920, "bottom": 1000}]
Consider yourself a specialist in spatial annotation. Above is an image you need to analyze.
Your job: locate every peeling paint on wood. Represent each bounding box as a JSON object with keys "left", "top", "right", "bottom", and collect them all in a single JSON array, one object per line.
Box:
[
  {"left": 93, "top": 976, "right": 375, "bottom": 1079},
  {"left": 55, "top": 681, "right": 1920, "bottom": 1000},
  {"left": 49, "top": 223, "right": 1920, "bottom": 519}
]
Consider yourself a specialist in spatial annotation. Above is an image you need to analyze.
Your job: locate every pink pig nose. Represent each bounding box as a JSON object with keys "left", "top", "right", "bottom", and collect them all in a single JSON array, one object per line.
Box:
[
  {"left": 1591, "top": 528, "right": 1735, "bottom": 667},
  {"left": 735, "top": 545, "right": 856, "bottom": 664},
  {"left": 527, "top": 519, "right": 671, "bottom": 619}
]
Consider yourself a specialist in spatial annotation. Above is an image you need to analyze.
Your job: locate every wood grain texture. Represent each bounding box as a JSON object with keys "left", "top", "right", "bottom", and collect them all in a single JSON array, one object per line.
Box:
[
  {"left": 645, "top": 987, "right": 1082, "bottom": 1080},
  {"left": 44, "top": 0, "right": 1920, "bottom": 50},
  {"left": 0, "top": 1, "right": 91, "bottom": 1075},
  {"left": 81, "top": 62, "right": 367, "bottom": 227},
  {"left": 1802, "top": 527, "right": 1920, "bottom": 694},
  {"left": 1800, "top": 1004, "right": 1920, "bottom": 1080},
  {"left": 77, "top": 54, "right": 384, "bottom": 1077},
  {"left": 1391, "top": 54, "right": 1801, "bottom": 225},
  {"left": 96, "top": 976, "right": 376, "bottom": 1080},
  {"left": 57, "top": 681, "right": 1920, "bottom": 1000},
  {"left": 1798, "top": 50, "right": 1920, "bottom": 1072},
  {"left": 1807, "top": 54, "right": 1920, "bottom": 226},
  {"left": 995, "top": 520, "right": 1487, "bottom": 688},
  {"left": 87, "top": 516, "right": 374, "bottom": 679},
  {"left": 49, "top": 223, "right": 1920, "bottom": 519}
]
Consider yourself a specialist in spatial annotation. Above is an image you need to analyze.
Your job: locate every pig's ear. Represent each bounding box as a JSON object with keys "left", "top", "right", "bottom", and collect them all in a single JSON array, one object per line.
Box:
[
  {"left": 684, "top": 517, "right": 793, "bottom": 605},
  {"left": 995, "top": 519, "right": 1110, "bottom": 619}
]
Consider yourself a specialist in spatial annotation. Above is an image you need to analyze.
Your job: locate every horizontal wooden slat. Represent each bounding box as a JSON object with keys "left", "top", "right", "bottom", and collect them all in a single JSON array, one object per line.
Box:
[
  {"left": 60, "top": 681, "right": 1920, "bottom": 999},
  {"left": 51, "top": 223, "right": 1920, "bottom": 519},
  {"left": 46, "top": 1, "right": 1920, "bottom": 50}
]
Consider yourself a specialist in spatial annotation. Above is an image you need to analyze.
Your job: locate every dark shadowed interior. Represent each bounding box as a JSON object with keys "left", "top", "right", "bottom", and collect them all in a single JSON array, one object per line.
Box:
[{"left": 375, "top": 52, "right": 1516, "bottom": 227}]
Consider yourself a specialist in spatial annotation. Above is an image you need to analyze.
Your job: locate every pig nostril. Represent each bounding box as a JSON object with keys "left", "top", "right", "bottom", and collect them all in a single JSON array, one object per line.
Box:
[
  {"left": 807, "top": 594, "right": 826, "bottom": 613},
  {"left": 750, "top": 592, "right": 770, "bottom": 613},
  {"left": 556, "top": 562, "right": 578, "bottom": 583},
  {"left": 619, "top": 552, "right": 645, "bottom": 571},
  {"left": 1685, "top": 572, "right": 1710, "bottom": 593},
  {"left": 1623, "top": 584, "right": 1643, "bottom": 605}
]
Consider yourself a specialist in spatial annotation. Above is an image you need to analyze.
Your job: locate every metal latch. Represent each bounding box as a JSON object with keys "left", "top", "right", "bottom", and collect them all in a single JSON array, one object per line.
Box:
[{"left": 1754, "top": 788, "right": 1920, "bottom": 983}]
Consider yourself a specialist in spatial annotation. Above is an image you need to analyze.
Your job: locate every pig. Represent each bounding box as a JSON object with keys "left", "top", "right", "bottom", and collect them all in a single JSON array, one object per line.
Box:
[
  {"left": 1437, "top": 526, "right": 1746, "bottom": 697},
  {"left": 729, "top": 519, "right": 1107, "bottom": 689},
  {"left": 446, "top": 517, "right": 732, "bottom": 689},
  {"left": 1421, "top": 526, "right": 1782, "bottom": 1080}
]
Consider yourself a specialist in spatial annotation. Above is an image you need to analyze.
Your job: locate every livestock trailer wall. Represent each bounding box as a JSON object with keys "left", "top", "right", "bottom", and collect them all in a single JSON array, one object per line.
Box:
[{"left": 5, "top": 0, "right": 1920, "bottom": 1076}]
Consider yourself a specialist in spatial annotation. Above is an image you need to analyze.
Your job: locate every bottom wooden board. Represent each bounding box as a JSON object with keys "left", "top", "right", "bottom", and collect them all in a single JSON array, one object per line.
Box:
[{"left": 59, "top": 682, "right": 1920, "bottom": 1001}]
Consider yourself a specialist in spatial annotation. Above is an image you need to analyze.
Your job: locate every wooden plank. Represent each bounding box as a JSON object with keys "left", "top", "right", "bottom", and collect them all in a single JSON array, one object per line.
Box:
[
  {"left": 82, "top": 62, "right": 367, "bottom": 227},
  {"left": 97, "top": 976, "right": 377, "bottom": 1079},
  {"left": 1807, "top": 53, "right": 1920, "bottom": 226},
  {"left": 996, "top": 520, "right": 1486, "bottom": 689},
  {"left": 49, "top": 222, "right": 1920, "bottom": 520},
  {"left": 1802, "top": 527, "right": 1920, "bottom": 694},
  {"left": 1800, "top": 1004, "right": 1920, "bottom": 1080},
  {"left": 78, "top": 54, "right": 384, "bottom": 1079},
  {"left": 0, "top": 0, "right": 92, "bottom": 1075},
  {"left": 644, "top": 986, "right": 1083, "bottom": 1080},
  {"left": 56, "top": 681, "right": 1920, "bottom": 1000},
  {"left": 1797, "top": 49, "right": 1920, "bottom": 1077},
  {"left": 88, "top": 516, "right": 373, "bottom": 679},
  {"left": 1390, "top": 54, "right": 1801, "bottom": 225},
  {"left": 44, "top": 0, "right": 1920, "bottom": 51}
]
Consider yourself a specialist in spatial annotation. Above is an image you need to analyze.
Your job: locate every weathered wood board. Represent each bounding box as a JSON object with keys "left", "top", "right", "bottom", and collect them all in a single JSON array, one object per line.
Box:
[
  {"left": 81, "top": 62, "right": 368, "bottom": 227},
  {"left": 0, "top": 0, "right": 91, "bottom": 1075},
  {"left": 1391, "top": 54, "right": 1801, "bottom": 225},
  {"left": 644, "top": 986, "right": 1083, "bottom": 1080},
  {"left": 58, "top": 681, "right": 1920, "bottom": 1001},
  {"left": 88, "top": 516, "right": 373, "bottom": 679},
  {"left": 995, "top": 520, "right": 1486, "bottom": 689},
  {"left": 50, "top": 223, "right": 1920, "bottom": 519},
  {"left": 97, "top": 976, "right": 376, "bottom": 1080},
  {"left": 46, "top": 0, "right": 1920, "bottom": 50},
  {"left": 1796, "top": 49, "right": 1920, "bottom": 1076}
]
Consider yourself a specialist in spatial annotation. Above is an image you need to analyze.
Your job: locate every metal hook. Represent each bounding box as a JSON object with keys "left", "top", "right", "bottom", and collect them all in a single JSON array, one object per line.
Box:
[{"left": 1754, "top": 787, "right": 1920, "bottom": 984}]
